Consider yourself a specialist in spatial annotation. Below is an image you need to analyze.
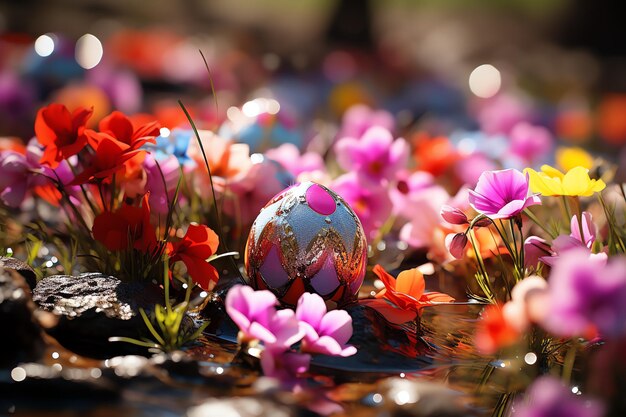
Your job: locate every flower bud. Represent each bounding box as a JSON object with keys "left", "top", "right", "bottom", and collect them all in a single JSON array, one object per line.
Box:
[
  {"left": 446, "top": 232, "right": 468, "bottom": 259},
  {"left": 441, "top": 205, "right": 469, "bottom": 225}
]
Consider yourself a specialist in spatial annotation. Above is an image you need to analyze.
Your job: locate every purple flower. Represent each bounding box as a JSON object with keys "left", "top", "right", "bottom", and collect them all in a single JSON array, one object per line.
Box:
[
  {"left": 338, "top": 104, "right": 395, "bottom": 140},
  {"left": 511, "top": 376, "right": 604, "bottom": 417},
  {"left": 225, "top": 284, "right": 279, "bottom": 344},
  {"left": 331, "top": 173, "right": 392, "bottom": 239},
  {"left": 542, "top": 249, "right": 626, "bottom": 338},
  {"left": 335, "top": 126, "right": 408, "bottom": 183},
  {"left": 468, "top": 169, "right": 541, "bottom": 220},
  {"left": 295, "top": 293, "right": 356, "bottom": 357},
  {"left": 265, "top": 143, "right": 325, "bottom": 178}
]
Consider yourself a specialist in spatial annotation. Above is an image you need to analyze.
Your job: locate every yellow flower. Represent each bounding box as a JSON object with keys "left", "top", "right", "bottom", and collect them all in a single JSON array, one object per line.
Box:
[
  {"left": 556, "top": 146, "right": 594, "bottom": 172},
  {"left": 524, "top": 165, "right": 606, "bottom": 196}
]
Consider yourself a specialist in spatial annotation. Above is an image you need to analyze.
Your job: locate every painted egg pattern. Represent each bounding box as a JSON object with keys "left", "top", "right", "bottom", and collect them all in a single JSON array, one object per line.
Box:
[{"left": 245, "top": 181, "right": 367, "bottom": 307}]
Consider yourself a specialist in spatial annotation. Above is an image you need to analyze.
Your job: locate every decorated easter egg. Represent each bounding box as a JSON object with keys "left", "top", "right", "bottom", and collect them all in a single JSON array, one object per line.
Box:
[{"left": 245, "top": 181, "right": 367, "bottom": 307}]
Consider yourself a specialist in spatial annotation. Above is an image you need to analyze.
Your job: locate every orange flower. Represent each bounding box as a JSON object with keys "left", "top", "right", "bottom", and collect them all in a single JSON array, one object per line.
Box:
[
  {"left": 362, "top": 265, "right": 454, "bottom": 324},
  {"left": 35, "top": 103, "right": 93, "bottom": 168},
  {"left": 412, "top": 133, "right": 459, "bottom": 176},
  {"left": 474, "top": 304, "right": 520, "bottom": 354},
  {"left": 168, "top": 224, "right": 220, "bottom": 291}
]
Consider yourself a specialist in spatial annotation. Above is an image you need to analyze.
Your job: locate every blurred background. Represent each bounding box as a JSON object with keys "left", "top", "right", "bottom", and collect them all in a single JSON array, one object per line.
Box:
[{"left": 1, "top": 0, "right": 625, "bottom": 157}]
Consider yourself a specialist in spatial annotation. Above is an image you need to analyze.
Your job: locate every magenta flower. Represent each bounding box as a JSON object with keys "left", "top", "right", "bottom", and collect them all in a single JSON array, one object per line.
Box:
[
  {"left": 331, "top": 173, "right": 392, "bottom": 239},
  {"left": 265, "top": 143, "right": 325, "bottom": 178},
  {"left": 295, "top": 293, "right": 356, "bottom": 357},
  {"left": 334, "top": 126, "right": 408, "bottom": 183},
  {"left": 468, "top": 169, "right": 541, "bottom": 220},
  {"left": 225, "top": 284, "right": 279, "bottom": 344},
  {"left": 542, "top": 249, "right": 626, "bottom": 338},
  {"left": 511, "top": 376, "right": 604, "bottom": 417},
  {"left": 338, "top": 104, "right": 395, "bottom": 140}
]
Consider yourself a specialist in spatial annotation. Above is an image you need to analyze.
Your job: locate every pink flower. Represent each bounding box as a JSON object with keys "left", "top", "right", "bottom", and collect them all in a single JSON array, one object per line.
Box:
[
  {"left": 540, "top": 212, "right": 606, "bottom": 267},
  {"left": 143, "top": 154, "right": 180, "bottom": 214},
  {"left": 469, "top": 169, "right": 541, "bottom": 220},
  {"left": 511, "top": 376, "right": 604, "bottom": 417},
  {"left": 509, "top": 122, "right": 553, "bottom": 164},
  {"left": 502, "top": 276, "right": 549, "bottom": 332},
  {"left": 335, "top": 126, "right": 408, "bottom": 183},
  {"left": 524, "top": 236, "right": 552, "bottom": 268},
  {"left": 398, "top": 185, "right": 452, "bottom": 249},
  {"left": 295, "top": 293, "right": 356, "bottom": 357},
  {"left": 220, "top": 159, "right": 291, "bottom": 226},
  {"left": 265, "top": 143, "right": 325, "bottom": 178},
  {"left": 225, "top": 285, "right": 280, "bottom": 344},
  {"left": 338, "top": 104, "right": 394, "bottom": 140},
  {"left": 260, "top": 350, "right": 311, "bottom": 388},
  {"left": 331, "top": 173, "right": 392, "bottom": 239},
  {"left": 390, "top": 170, "right": 437, "bottom": 218},
  {"left": 264, "top": 308, "right": 306, "bottom": 351},
  {"left": 225, "top": 285, "right": 305, "bottom": 348},
  {"left": 475, "top": 94, "right": 530, "bottom": 136}
]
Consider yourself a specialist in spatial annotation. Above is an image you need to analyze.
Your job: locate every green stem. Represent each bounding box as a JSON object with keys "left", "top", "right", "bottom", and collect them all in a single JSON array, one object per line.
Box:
[
  {"left": 523, "top": 208, "right": 557, "bottom": 238},
  {"left": 562, "top": 339, "right": 578, "bottom": 384}
]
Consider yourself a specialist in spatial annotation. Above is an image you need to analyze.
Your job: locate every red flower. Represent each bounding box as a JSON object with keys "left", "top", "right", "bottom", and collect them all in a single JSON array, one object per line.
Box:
[
  {"left": 35, "top": 103, "right": 93, "bottom": 168},
  {"left": 168, "top": 224, "right": 220, "bottom": 291},
  {"left": 86, "top": 110, "right": 159, "bottom": 149},
  {"left": 474, "top": 304, "right": 521, "bottom": 354},
  {"left": 70, "top": 137, "right": 145, "bottom": 184},
  {"left": 361, "top": 265, "right": 454, "bottom": 324},
  {"left": 92, "top": 194, "right": 157, "bottom": 252}
]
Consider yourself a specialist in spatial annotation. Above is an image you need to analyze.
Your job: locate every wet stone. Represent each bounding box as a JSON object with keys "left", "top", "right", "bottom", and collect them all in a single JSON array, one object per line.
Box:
[
  {"left": 309, "top": 303, "right": 432, "bottom": 382},
  {"left": 0, "top": 267, "right": 46, "bottom": 368},
  {"left": 0, "top": 256, "right": 37, "bottom": 290},
  {"left": 32, "top": 273, "right": 163, "bottom": 359},
  {"left": 186, "top": 397, "right": 311, "bottom": 417}
]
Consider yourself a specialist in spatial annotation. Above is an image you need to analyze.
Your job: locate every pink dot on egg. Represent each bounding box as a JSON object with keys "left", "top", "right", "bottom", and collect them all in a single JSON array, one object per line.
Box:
[{"left": 305, "top": 184, "right": 336, "bottom": 215}]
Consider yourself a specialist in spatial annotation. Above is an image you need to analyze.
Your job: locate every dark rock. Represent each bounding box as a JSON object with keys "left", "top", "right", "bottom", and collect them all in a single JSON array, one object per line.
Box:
[
  {"left": 309, "top": 303, "right": 432, "bottom": 382},
  {"left": 0, "top": 267, "right": 46, "bottom": 368},
  {"left": 32, "top": 273, "right": 163, "bottom": 359},
  {"left": 0, "top": 256, "right": 37, "bottom": 290}
]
